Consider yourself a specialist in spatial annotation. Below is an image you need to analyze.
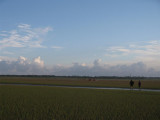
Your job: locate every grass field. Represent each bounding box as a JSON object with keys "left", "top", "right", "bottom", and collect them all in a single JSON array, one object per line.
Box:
[
  {"left": 0, "top": 85, "right": 159, "bottom": 120},
  {"left": 0, "top": 76, "right": 160, "bottom": 89}
]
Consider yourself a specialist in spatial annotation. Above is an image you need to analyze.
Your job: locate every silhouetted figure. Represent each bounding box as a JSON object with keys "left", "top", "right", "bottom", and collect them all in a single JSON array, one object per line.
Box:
[
  {"left": 138, "top": 80, "right": 141, "bottom": 89},
  {"left": 130, "top": 79, "right": 134, "bottom": 89}
]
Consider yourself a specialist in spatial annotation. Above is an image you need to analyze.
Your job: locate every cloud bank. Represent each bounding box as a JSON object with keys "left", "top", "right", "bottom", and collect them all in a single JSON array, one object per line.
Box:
[
  {"left": 0, "top": 56, "right": 46, "bottom": 75},
  {"left": 0, "top": 56, "right": 160, "bottom": 77}
]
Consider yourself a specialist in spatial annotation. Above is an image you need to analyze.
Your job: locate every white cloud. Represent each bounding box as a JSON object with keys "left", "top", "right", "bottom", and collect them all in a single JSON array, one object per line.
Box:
[
  {"left": 93, "top": 59, "right": 102, "bottom": 66},
  {"left": 2, "top": 51, "right": 14, "bottom": 55},
  {"left": 107, "top": 46, "right": 130, "bottom": 53},
  {"left": 52, "top": 46, "right": 63, "bottom": 49},
  {"left": 105, "top": 40, "right": 160, "bottom": 68},
  {"left": 106, "top": 46, "right": 130, "bottom": 57},
  {"left": 38, "top": 27, "right": 53, "bottom": 34},
  {"left": 33, "top": 56, "right": 44, "bottom": 67},
  {"left": 50, "top": 61, "right": 160, "bottom": 77},
  {"left": 0, "top": 34, "right": 8, "bottom": 37},
  {"left": 18, "top": 56, "right": 28, "bottom": 65},
  {"left": 18, "top": 24, "right": 31, "bottom": 29},
  {"left": 0, "top": 56, "right": 16, "bottom": 62},
  {"left": 0, "top": 56, "right": 160, "bottom": 77},
  {"left": 0, "top": 56, "right": 47, "bottom": 75},
  {"left": 0, "top": 24, "right": 52, "bottom": 49}
]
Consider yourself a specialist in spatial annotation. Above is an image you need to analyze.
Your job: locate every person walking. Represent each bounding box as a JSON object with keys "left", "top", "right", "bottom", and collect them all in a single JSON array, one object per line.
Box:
[
  {"left": 138, "top": 80, "right": 141, "bottom": 89},
  {"left": 130, "top": 79, "right": 134, "bottom": 89}
]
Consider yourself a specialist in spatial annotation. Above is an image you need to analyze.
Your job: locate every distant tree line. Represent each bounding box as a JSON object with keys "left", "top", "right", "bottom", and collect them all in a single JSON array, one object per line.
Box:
[{"left": 0, "top": 75, "right": 159, "bottom": 79}]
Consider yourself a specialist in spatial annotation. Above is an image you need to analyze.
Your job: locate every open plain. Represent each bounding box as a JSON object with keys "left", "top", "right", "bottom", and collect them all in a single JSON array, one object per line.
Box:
[{"left": 0, "top": 76, "right": 160, "bottom": 120}]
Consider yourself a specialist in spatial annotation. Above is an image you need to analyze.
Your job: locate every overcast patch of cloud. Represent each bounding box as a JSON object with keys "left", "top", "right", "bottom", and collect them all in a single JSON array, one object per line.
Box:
[
  {"left": 0, "top": 24, "right": 52, "bottom": 49},
  {"left": 51, "top": 61, "right": 160, "bottom": 77},
  {"left": 0, "top": 56, "right": 160, "bottom": 77}
]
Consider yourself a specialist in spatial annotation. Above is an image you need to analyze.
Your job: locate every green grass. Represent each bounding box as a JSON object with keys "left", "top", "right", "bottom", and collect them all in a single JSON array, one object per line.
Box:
[
  {"left": 0, "top": 76, "right": 160, "bottom": 89},
  {"left": 0, "top": 85, "right": 160, "bottom": 120}
]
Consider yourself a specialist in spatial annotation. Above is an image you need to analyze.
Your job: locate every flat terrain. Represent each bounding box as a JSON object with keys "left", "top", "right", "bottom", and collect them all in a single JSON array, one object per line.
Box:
[
  {"left": 0, "top": 77, "right": 159, "bottom": 119},
  {"left": 0, "top": 85, "right": 160, "bottom": 120},
  {"left": 0, "top": 76, "right": 160, "bottom": 89}
]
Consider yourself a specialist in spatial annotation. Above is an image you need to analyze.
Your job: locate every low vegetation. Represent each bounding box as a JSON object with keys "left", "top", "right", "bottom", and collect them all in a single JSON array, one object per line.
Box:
[
  {"left": 0, "top": 76, "right": 160, "bottom": 89},
  {"left": 0, "top": 85, "right": 160, "bottom": 120}
]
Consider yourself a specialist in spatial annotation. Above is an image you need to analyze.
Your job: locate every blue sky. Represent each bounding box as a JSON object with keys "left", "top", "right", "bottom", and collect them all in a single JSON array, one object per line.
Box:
[{"left": 0, "top": 0, "right": 160, "bottom": 76}]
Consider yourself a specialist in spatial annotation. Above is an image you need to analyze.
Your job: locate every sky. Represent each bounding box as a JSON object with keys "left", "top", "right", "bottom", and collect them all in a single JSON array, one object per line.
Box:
[{"left": 0, "top": 0, "right": 160, "bottom": 76}]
